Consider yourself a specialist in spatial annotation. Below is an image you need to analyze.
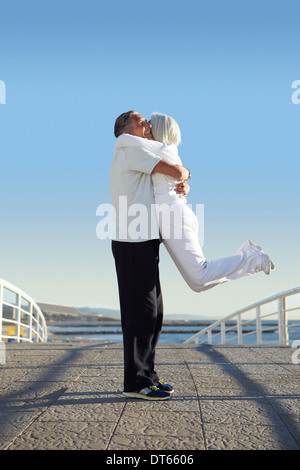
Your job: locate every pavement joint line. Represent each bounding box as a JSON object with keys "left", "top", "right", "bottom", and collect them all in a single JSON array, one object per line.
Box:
[
  {"left": 105, "top": 400, "right": 127, "bottom": 451},
  {"left": 183, "top": 351, "right": 208, "bottom": 450}
]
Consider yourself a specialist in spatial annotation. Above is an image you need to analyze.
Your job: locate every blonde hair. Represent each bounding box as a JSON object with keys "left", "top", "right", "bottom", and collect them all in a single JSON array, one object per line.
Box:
[{"left": 150, "top": 113, "right": 181, "bottom": 146}]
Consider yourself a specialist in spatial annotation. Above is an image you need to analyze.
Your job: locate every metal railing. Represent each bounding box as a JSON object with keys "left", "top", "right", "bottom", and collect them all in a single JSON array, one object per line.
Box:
[
  {"left": 0, "top": 278, "right": 47, "bottom": 343},
  {"left": 185, "top": 286, "right": 300, "bottom": 346}
]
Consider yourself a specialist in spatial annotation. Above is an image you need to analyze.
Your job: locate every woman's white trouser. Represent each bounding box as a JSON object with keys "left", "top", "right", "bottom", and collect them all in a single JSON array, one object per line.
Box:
[{"left": 157, "top": 203, "right": 263, "bottom": 293}]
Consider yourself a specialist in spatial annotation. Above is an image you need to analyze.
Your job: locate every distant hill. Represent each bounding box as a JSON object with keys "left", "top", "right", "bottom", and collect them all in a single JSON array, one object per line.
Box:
[
  {"left": 38, "top": 303, "right": 214, "bottom": 323},
  {"left": 38, "top": 302, "right": 84, "bottom": 319},
  {"left": 78, "top": 307, "right": 121, "bottom": 319},
  {"left": 77, "top": 307, "right": 214, "bottom": 322}
]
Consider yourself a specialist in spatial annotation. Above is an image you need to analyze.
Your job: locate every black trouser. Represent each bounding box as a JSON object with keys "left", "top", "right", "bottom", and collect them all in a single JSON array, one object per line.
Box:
[{"left": 112, "top": 239, "right": 163, "bottom": 392}]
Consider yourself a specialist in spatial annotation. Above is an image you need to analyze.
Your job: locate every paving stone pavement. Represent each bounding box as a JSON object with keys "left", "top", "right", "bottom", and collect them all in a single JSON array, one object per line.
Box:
[{"left": 0, "top": 341, "right": 300, "bottom": 451}]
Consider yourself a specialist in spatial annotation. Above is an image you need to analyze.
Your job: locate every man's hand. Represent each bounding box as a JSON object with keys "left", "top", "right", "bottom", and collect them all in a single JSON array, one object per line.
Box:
[{"left": 174, "top": 181, "right": 190, "bottom": 197}]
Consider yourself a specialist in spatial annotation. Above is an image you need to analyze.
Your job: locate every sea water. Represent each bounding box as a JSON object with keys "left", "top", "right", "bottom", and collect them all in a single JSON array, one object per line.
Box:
[{"left": 47, "top": 321, "right": 300, "bottom": 345}]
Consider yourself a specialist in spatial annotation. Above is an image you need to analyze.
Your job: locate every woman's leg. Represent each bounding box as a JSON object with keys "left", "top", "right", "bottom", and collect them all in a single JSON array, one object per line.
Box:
[{"left": 160, "top": 204, "right": 272, "bottom": 293}]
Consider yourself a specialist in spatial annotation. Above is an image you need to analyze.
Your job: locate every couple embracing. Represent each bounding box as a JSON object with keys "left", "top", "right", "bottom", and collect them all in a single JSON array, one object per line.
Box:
[{"left": 110, "top": 110, "right": 274, "bottom": 401}]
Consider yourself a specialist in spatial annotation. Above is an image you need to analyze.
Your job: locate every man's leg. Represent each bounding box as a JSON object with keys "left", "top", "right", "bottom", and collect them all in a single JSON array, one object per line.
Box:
[
  {"left": 149, "top": 270, "right": 163, "bottom": 383},
  {"left": 112, "top": 239, "right": 162, "bottom": 392}
]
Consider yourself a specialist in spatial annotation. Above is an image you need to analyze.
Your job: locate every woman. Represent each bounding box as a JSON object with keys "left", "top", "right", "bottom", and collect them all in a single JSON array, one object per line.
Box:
[{"left": 114, "top": 113, "right": 274, "bottom": 293}]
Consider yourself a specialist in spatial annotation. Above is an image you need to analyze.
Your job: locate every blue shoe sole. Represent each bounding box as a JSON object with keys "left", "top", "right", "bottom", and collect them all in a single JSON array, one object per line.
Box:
[{"left": 123, "top": 391, "right": 171, "bottom": 400}]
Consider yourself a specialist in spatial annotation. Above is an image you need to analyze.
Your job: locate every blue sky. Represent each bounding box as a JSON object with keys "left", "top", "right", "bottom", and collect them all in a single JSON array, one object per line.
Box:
[{"left": 0, "top": 0, "right": 299, "bottom": 319}]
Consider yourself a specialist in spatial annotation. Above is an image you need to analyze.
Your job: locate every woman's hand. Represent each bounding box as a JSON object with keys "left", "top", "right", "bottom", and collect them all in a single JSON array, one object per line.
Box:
[{"left": 174, "top": 181, "right": 190, "bottom": 197}]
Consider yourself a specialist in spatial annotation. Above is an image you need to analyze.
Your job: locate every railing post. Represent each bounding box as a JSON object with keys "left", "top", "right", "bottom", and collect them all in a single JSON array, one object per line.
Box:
[
  {"left": 16, "top": 292, "right": 21, "bottom": 342},
  {"left": 256, "top": 305, "right": 262, "bottom": 345},
  {"left": 28, "top": 302, "right": 33, "bottom": 342},
  {"left": 278, "top": 296, "right": 289, "bottom": 346},
  {"left": 208, "top": 329, "right": 212, "bottom": 344},
  {"left": 0, "top": 282, "right": 3, "bottom": 341},
  {"left": 237, "top": 314, "right": 243, "bottom": 345},
  {"left": 221, "top": 322, "right": 226, "bottom": 344}
]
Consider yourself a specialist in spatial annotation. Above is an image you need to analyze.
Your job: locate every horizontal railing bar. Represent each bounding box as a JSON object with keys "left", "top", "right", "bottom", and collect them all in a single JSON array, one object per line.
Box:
[
  {"left": 223, "top": 336, "right": 238, "bottom": 343},
  {"left": 237, "top": 312, "right": 280, "bottom": 322},
  {"left": 260, "top": 327, "right": 279, "bottom": 334},
  {"left": 259, "top": 312, "right": 280, "bottom": 319},
  {"left": 221, "top": 325, "right": 236, "bottom": 333},
  {"left": 0, "top": 336, "right": 31, "bottom": 342},
  {"left": 285, "top": 307, "right": 300, "bottom": 313},
  {"left": 240, "top": 330, "right": 257, "bottom": 336},
  {"left": 1, "top": 280, "right": 41, "bottom": 305},
  {"left": 1, "top": 319, "right": 18, "bottom": 325},
  {"left": 239, "top": 319, "right": 256, "bottom": 326},
  {"left": 207, "top": 326, "right": 280, "bottom": 336},
  {"left": 208, "top": 332, "right": 221, "bottom": 340},
  {"left": 2, "top": 301, "right": 18, "bottom": 308}
]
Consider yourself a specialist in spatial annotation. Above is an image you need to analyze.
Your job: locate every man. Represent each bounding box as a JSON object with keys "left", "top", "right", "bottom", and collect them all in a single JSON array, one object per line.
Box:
[{"left": 110, "top": 110, "right": 190, "bottom": 400}]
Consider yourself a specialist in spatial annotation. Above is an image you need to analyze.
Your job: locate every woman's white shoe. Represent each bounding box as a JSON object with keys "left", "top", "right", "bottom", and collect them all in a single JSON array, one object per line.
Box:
[
  {"left": 261, "top": 252, "right": 275, "bottom": 275},
  {"left": 238, "top": 240, "right": 275, "bottom": 275}
]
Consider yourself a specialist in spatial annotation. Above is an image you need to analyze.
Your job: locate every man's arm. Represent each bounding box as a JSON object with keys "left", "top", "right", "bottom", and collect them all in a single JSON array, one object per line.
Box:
[{"left": 152, "top": 159, "right": 190, "bottom": 181}]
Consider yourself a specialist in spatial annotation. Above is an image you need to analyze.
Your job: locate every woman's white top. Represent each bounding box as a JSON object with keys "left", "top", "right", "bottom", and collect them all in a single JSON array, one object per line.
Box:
[{"left": 114, "top": 134, "right": 186, "bottom": 206}]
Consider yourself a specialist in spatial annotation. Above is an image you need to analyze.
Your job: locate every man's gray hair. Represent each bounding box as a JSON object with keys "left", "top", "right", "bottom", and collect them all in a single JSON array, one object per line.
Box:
[
  {"left": 150, "top": 113, "right": 181, "bottom": 146},
  {"left": 114, "top": 110, "right": 139, "bottom": 138}
]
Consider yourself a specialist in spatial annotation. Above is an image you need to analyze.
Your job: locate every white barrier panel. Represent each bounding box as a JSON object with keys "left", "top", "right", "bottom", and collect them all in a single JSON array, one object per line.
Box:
[{"left": 0, "top": 279, "right": 47, "bottom": 343}]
